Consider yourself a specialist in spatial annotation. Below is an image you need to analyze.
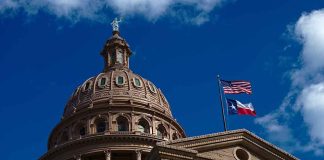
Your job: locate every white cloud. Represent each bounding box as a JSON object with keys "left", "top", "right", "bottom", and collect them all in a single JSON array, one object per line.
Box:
[
  {"left": 108, "top": 0, "right": 172, "bottom": 20},
  {"left": 0, "top": 0, "right": 228, "bottom": 24},
  {"left": 297, "top": 83, "right": 324, "bottom": 145},
  {"left": 255, "top": 9, "right": 324, "bottom": 156},
  {"left": 295, "top": 10, "right": 324, "bottom": 71}
]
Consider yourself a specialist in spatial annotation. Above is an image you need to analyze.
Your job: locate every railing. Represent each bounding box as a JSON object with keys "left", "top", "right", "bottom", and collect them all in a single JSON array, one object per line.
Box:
[
  {"left": 52, "top": 131, "right": 166, "bottom": 149},
  {"left": 109, "top": 131, "right": 133, "bottom": 135}
]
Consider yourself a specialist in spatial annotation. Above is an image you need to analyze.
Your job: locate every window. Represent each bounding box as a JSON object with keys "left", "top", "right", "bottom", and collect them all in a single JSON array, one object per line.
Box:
[
  {"left": 138, "top": 119, "right": 150, "bottom": 133},
  {"left": 79, "top": 126, "right": 86, "bottom": 136},
  {"left": 75, "top": 124, "right": 86, "bottom": 137},
  {"left": 157, "top": 124, "right": 167, "bottom": 139},
  {"left": 98, "top": 77, "right": 107, "bottom": 88},
  {"left": 117, "top": 116, "right": 128, "bottom": 131},
  {"left": 138, "top": 125, "right": 144, "bottom": 133},
  {"left": 234, "top": 148, "right": 250, "bottom": 160},
  {"left": 148, "top": 82, "right": 157, "bottom": 93},
  {"left": 60, "top": 131, "right": 69, "bottom": 143},
  {"left": 116, "top": 49, "right": 124, "bottom": 64},
  {"left": 116, "top": 76, "right": 125, "bottom": 86},
  {"left": 110, "top": 52, "right": 116, "bottom": 65},
  {"left": 83, "top": 81, "right": 92, "bottom": 91},
  {"left": 172, "top": 133, "right": 178, "bottom": 140},
  {"left": 133, "top": 77, "right": 142, "bottom": 87},
  {"left": 95, "top": 119, "right": 106, "bottom": 133},
  {"left": 107, "top": 53, "right": 111, "bottom": 65}
]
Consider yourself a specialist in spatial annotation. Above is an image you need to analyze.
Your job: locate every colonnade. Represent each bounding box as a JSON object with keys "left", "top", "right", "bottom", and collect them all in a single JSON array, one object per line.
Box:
[{"left": 74, "top": 150, "right": 142, "bottom": 160}]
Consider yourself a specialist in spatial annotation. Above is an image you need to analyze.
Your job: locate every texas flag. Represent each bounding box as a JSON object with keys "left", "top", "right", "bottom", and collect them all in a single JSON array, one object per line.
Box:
[{"left": 226, "top": 98, "right": 256, "bottom": 116}]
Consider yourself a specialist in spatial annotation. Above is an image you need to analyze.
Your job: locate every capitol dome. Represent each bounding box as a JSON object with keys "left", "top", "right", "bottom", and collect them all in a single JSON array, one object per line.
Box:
[
  {"left": 64, "top": 68, "right": 172, "bottom": 118},
  {"left": 41, "top": 29, "right": 185, "bottom": 160}
]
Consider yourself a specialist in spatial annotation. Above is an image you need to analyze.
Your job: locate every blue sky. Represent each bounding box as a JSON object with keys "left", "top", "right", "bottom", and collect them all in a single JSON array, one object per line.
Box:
[{"left": 1, "top": 0, "right": 324, "bottom": 159}]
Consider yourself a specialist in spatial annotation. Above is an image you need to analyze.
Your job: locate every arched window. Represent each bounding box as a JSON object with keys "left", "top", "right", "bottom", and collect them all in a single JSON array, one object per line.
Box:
[
  {"left": 148, "top": 82, "right": 157, "bottom": 93},
  {"left": 116, "top": 49, "right": 124, "bottom": 64},
  {"left": 138, "top": 118, "right": 150, "bottom": 133},
  {"left": 98, "top": 77, "right": 107, "bottom": 88},
  {"left": 95, "top": 118, "right": 106, "bottom": 133},
  {"left": 117, "top": 116, "right": 129, "bottom": 131},
  {"left": 60, "top": 131, "right": 69, "bottom": 143},
  {"left": 83, "top": 81, "right": 92, "bottom": 92},
  {"left": 172, "top": 133, "right": 178, "bottom": 140},
  {"left": 157, "top": 124, "right": 167, "bottom": 139},
  {"left": 75, "top": 124, "right": 86, "bottom": 137},
  {"left": 108, "top": 52, "right": 116, "bottom": 66},
  {"left": 116, "top": 76, "right": 125, "bottom": 86},
  {"left": 133, "top": 77, "right": 142, "bottom": 87},
  {"left": 79, "top": 126, "right": 86, "bottom": 136}
]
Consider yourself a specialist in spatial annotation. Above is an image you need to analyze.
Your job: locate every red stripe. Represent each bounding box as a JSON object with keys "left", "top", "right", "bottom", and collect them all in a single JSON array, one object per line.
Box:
[{"left": 237, "top": 108, "right": 256, "bottom": 116}]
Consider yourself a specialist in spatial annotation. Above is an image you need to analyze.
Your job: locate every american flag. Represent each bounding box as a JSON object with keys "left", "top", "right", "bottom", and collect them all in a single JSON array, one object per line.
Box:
[{"left": 220, "top": 80, "right": 252, "bottom": 94}]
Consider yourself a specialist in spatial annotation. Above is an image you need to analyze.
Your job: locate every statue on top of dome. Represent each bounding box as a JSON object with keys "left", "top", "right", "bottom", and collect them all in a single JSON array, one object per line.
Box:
[{"left": 111, "top": 17, "right": 122, "bottom": 31}]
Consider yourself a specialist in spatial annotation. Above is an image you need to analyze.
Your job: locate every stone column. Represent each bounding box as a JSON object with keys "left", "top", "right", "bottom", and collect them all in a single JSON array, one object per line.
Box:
[
  {"left": 105, "top": 150, "right": 111, "bottom": 160},
  {"left": 108, "top": 112, "right": 113, "bottom": 131},
  {"left": 131, "top": 113, "right": 136, "bottom": 132},
  {"left": 136, "top": 150, "right": 141, "bottom": 160},
  {"left": 152, "top": 117, "right": 156, "bottom": 135},
  {"left": 87, "top": 119, "right": 92, "bottom": 134}
]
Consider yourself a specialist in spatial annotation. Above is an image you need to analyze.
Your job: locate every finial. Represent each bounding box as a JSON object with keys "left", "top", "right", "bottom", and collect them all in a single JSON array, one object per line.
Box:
[{"left": 111, "top": 17, "right": 122, "bottom": 32}]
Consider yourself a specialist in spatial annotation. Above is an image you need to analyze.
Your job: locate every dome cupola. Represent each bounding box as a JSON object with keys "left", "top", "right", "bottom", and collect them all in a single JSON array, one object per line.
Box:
[
  {"left": 40, "top": 18, "right": 185, "bottom": 160},
  {"left": 101, "top": 18, "right": 132, "bottom": 71}
]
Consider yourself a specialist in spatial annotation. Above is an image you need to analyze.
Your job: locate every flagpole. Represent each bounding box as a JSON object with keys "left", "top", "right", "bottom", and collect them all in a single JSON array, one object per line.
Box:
[{"left": 217, "top": 75, "right": 228, "bottom": 131}]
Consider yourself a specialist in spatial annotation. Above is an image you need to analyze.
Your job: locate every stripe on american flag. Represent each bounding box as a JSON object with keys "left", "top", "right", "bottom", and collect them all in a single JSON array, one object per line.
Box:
[{"left": 220, "top": 80, "right": 252, "bottom": 94}]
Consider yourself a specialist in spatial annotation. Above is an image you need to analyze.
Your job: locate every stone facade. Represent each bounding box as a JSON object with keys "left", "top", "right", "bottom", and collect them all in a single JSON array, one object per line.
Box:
[
  {"left": 148, "top": 129, "right": 298, "bottom": 160},
  {"left": 40, "top": 30, "right": 298, "bottom": 160}
]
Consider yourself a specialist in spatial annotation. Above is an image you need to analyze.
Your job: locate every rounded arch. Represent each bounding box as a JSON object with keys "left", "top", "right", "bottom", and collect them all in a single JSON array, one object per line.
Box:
[
  {"left": 91, "top": 115, "right": 109, "bottom": 134},
  {"left": 72, "top": 121, "right": 87, "bottom": 138},
  {"left": 95, "top": 118, "right": 107, "bottom": 133},
  {"left": 137, "top": 118, "right": 150, "bottom": 133},
  {"left": 172, "top": 132, "right": 179, "bottom": 140},
  {"left": 135, "top": 115, "right": 152, "bottom": 126},
  {"left": 116, "top": 115, "right": 129, "bottom": 131},
  {"left": 157, "top": 124, "right": 168, "bottom": 139},
  {"left": 96, "top": 73, "right": 109, "bottom": 89},
  {"left": 82, "top": 78, "right": 94, "bottom": 92},
  {"left": 90, "top": 115, "right": 109, "bottom": 125},
  {"left": 58, "top": 130, "right": 69, "bottom": 144},
  {"left": 147, "top": 81, "right": 157, "bottom": 94},
  {"left": 113, "top": 113, "right": 131, "bottom": 122},
  {"left": 155, "top": 121, "right": 169, "bottom": 131}
]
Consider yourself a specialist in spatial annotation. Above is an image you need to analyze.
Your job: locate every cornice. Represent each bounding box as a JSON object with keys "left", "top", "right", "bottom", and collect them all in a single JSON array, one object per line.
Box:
[
  {"left": 40, "top": 133, "right": 161, "bottom": 160},
  {"left": 157, "top": 129, "right": 298, "bottom": 160}
]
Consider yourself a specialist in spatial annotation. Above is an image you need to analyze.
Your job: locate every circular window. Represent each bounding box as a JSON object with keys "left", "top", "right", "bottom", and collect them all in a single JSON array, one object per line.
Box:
[
  {"left": 148, "top": 82, "right": 157, "bottom": 93},
  {"left": 234, "top": 148, "right": 250, "bottom": 160},
  {"left": 133, "top": 77, "right": 142, "bottom": 88}
]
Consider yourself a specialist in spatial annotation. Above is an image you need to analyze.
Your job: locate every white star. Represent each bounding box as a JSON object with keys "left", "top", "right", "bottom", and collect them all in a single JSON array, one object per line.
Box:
[{"left": 229, "top": 103, "right": 236, "bottom": 110}]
